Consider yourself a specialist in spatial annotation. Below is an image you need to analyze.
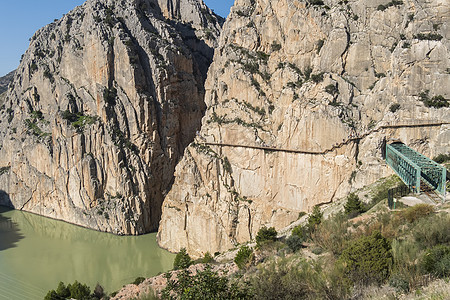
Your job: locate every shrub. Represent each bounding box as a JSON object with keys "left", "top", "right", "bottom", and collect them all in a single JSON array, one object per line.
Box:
[
  {"left": 271, "top": 42, "right": 282, "bottom": 51},
  {"left": 133, "top": 277, "right": 145, "bottom": 285},
  {"left": 344, "top": 193, "right": 364, "bottom": 217},
  {"left": 201, "top": 252, "right": 214, "bottom": 263},
  {"left": 316, "top": 39, "right": 324, "bottom": 53},
  {"left": 311, "top": 213, "right": 351, "bottom": 255},
  {"left": 45, "top": 281, "right": 91, "bottom": 300},
  {"left": 414, "top": 33, "right": 443, "bottom": 41},
  {"left": 401, "top": 204, "right": 434, "bottom": 223},
  {"left": 252, "top": 258, "right": 350, "bottom": 300},
  {"left": 389, "top": 103, "right": 400, "bottom": 113},
  {"left": 338, "top": 231, "right": 393, "bottom": 285},
  {"left": 433, "top": 153, "right": 450, "bottom": 163},
  {"left": 256, "top": 226, "right": 277, "bottom": 247},
  {"left": 310, "top": 73, "right": 324, "bottom": 83},
  {"left": 173, "top": 247, "right": 192, "bottom": 270},
  {"left": 292, "top": 224, "right": 307, "bottom": 241},
  {"left": 0, "top": 166, "right": 11, "bottom": 176},
  {"left": 324, "top": 84, "right": 338, "bottom": 95},
  {"left": 93, "top": 283, "right": 104, "bottom": 299},
  {"left": 252, "top": 259, "right": 309, "bottom": 299},
  {"left": 412, "top": 213, "right": 450, "bottom": 249},
  {"left": 162, "top": 265, "right": 252, "bottom": 299},
  {"left": 390, "top": 239, "right": 422, "bottom": 292},
  {"left": 103, "top": 86, "right": 117, "bottom": 105},
  {"left": 285, "top": 235, "right": 303, "bottom": 252},
  {"left": 307, "top": 0, "right": 324, "bottom": 5},
  {"left": 419, "top": 91, "right": 449, "bottom": 108},
  {"left": 234, "top": 246, "right": 253, "bottom": 269},
  {"left": 312, "top": 212, "right": 351, "bottom": 256},
  {"left": 421, "top": 245, "right": 450, "bottom": 277},
  {"left": 56, "top": 281, "right": 70, "bottom": 298},
  {"left": 307, "top": 205, "right": 323, "bottom": 231}
]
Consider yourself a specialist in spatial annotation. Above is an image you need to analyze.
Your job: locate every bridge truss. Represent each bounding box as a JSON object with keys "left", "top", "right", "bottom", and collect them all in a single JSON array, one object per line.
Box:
[{"left": 386, "top": 143, "right": 447, "bottom": 199}]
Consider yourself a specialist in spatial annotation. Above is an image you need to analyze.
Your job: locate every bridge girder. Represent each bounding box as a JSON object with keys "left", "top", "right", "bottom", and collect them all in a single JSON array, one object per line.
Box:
[{"left": 386, "top": 143, "right": 446, "bottom": 198}]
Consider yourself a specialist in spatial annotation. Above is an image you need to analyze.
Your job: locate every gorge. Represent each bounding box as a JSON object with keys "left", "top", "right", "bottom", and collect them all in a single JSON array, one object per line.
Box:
[{"left": 0, "top": 0, "right": 449, "bottom": 259}]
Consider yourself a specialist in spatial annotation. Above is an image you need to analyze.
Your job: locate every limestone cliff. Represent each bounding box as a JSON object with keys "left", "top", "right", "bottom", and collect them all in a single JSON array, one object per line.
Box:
[
  {"left": 0, "top": 71, "right": 15, "bottom": 95},
  {"left": 0, "top": 0, "right": 222, "bottom": 234},
  {"left": 158, "top": 0, "right": 450, "bottom": 256}
]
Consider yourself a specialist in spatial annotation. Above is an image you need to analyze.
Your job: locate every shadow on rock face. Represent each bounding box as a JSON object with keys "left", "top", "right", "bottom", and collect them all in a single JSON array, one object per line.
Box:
[{"left": 0, "top": 191, "right": 23, "bottom": 251}]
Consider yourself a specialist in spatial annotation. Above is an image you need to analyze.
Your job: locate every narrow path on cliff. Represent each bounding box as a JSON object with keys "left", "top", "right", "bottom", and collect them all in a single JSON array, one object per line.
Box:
[{"left": 200, "top": 121, "right": 450, "bottom": 155}]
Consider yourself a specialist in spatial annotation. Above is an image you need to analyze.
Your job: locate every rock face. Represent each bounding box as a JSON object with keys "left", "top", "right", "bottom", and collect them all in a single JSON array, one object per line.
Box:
[
  {"left": 158, "top": 0, "right": 450, "bottom": 256},
  {"left": 0, "top": 70, "right": 15, "bottom": 95},
  {"left": 0, "top": 0, "right": 222, "bottom": 234}
]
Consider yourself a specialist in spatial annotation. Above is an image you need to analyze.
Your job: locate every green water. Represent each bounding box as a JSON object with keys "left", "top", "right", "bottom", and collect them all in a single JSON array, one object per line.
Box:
[{"left": 0, "top": 207, "right": 175, "bottom": 300}]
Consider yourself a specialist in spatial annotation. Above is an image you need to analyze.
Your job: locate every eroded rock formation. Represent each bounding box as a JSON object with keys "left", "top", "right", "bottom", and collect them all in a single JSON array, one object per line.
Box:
[
  {"left": 0, "top": 0, "right": 222, "bottom": 234},
  {"left": 158, "top": 0, "right": 450, "bottom": 256}
]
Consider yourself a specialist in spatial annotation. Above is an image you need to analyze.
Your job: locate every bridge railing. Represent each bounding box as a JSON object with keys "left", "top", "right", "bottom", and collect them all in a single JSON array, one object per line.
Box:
[{"left": 386, "top": 144, "right": 421, "bottom": 193}]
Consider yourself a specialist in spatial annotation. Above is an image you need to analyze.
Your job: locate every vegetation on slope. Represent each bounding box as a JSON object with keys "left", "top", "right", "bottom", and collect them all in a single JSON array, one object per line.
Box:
[{"left": 43, "top": 178, "right": 450, "bottom": 299}]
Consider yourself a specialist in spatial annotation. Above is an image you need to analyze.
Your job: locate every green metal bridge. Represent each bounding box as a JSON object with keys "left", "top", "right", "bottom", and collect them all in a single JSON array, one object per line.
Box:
[{"left": 386, "top": 142, "right": 447, "bottom": 200}]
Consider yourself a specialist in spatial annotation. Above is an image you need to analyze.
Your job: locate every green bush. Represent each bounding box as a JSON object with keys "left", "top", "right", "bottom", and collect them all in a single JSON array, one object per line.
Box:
[
  {"left": 413, "top": 213, "right": 450, "bottom": 249},
  {"left": 291, "top": 224, "right": 308, "bottom": 241},
  {"left": 285, "top": 235, "right": 303, "bottom": 252},
  {"left": 307, "top": 205, "right": 323, "bottom": 231},
  {"left": 234, "top": 246, "right": 253, "bottom": 269},
  {"left": 307, "top": 0, "right": 324, "bottom": 5},
  {"left": 103, "top": 86, "right": 117, "bottom": 105},
  {"left": 162, "top": 265, "right": 252, "bottom": 299},
  {"left": 310, "top": 73, "right": 324, "bottom": 83},
  {"left": 251, "top": 258, "right": 350, "bottom": 300},
  {"left": 251, "top": 259, "right": 309, "bottom": 299},
  {"left": 256, "top": 226, "right": 277, "bottom": 247},
  {"left": 324, "top": 84, "right": 338, "bottom": 95},
  {"left": 201, "top": 252, "right": 214, "bottom": 263},
  {"left": 389, "top": 103, "right": 400, "bottom": 113},
  {"left": 44, "top": 281, "right": 92, "bottom": 300},
  {"left": 433, "top": 153, "right": 450, "bottom": 163},
  {"left": 344, "top": 193, "right": 364, "bottom": 217},
  {"left": 390, "top": 239, "right": 422, "bottom": 292},
  {"left": 401, "top": 204, "right": 434, "bottom": 223},
  {"left": 311, "top": 212, "right": 351, "bottom": 256},
  {"left": 133, "top": 277, "right": 145, "bottom": 285},
  {"left": 173, "top": 247, "right": 192, "bottom": 270},
  {"left": 338, "top": 231, "right": 393, "bottom": 285},
  {"left": 421, "top": 245, "right": 450, "bottom": 277}
]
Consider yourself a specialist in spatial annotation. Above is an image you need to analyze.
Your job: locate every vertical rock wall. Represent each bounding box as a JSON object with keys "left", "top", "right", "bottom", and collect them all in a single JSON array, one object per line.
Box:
[
  {"left": 158, "top": 0, "right": 450, "bottom": 256},
  {"left": 0, "top": 0, "right": 222, "bottom": 234}
]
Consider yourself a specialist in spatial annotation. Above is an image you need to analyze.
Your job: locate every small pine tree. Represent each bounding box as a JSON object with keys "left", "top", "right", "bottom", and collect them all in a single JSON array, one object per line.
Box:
[
  {"left": 307, "top": 206, "right": 323, "bottom": 231},
  {"left": 344, "top": 193, "right": 364, "bottom": 216},
  {"left": 256, "top": 226, "right": 277, "bottom": 247},
  {"left": 173, "top": 247, "right": 192, "bottom": 270},
  {"left": 234, "top": 246, "right": 253, "bottom": 269},
  {"left": 201, "top": 252, "right": 214, "bottom": 263}
]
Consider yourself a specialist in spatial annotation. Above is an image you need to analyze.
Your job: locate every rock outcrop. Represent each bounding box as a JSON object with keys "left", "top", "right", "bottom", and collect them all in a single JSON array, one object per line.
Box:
[
  {"left": 0, "top": 0, "right": 222, "bottom": 234},
  {"left": 158, "top": 0, "right": 450, "bottom": 256},
  {"left": 0, "top": 70, "right": 15, "bottom": 95}
]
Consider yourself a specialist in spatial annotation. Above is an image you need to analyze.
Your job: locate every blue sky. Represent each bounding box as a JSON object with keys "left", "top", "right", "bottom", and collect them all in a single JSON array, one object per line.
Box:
[{"left": 0, "top": 0, "right": 234, "bottom": 77}]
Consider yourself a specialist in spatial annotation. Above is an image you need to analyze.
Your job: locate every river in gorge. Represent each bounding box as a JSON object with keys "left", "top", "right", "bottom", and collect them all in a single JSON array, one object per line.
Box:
[{"left": 0, "top": 206, "right": 175, "bottom": 300}]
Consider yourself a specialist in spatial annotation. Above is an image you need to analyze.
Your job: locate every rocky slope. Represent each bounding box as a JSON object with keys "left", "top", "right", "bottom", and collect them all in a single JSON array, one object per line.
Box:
[
  {"left": 0, "top": 0, "right": 222, "bottom": 234},
  {"left": 158, "top": 0, "right": 450, "bottom": 256},
  {"left": 0, "top": 70, "right": 15, "bottom": 95}
]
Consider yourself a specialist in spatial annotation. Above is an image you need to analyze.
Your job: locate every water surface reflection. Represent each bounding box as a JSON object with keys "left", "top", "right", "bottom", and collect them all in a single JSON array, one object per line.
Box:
[{"left": 0, "top": 207, "right": 174, "bottom": 300}]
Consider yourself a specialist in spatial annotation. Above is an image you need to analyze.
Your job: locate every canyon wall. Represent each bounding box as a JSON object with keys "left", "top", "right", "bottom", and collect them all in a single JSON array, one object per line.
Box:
[
  {"left": 158, "top": 0, "right": 450, "bottom": 256},
  {"left": 0, "top": 0, "right": 222, "bottom": 234}
]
